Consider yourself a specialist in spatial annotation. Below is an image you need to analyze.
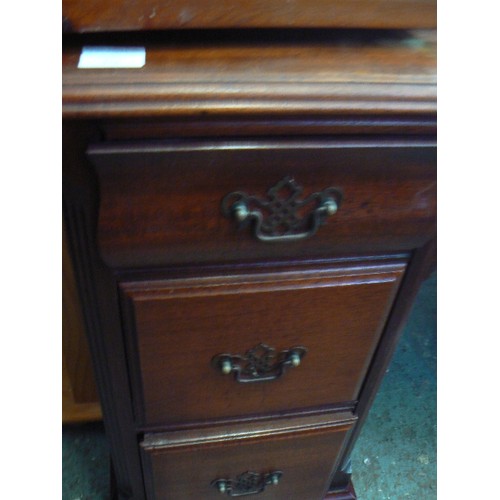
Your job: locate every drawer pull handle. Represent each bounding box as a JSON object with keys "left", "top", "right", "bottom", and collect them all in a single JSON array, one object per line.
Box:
[
  {"left": 221, "top": 176, "right": 342, "bottom": 243},
  {"left": 212, "top": 343, "right": 307, "bottom": 383},
  {"left": 211, "top": 470, "right": 283, "bottom": 496}
]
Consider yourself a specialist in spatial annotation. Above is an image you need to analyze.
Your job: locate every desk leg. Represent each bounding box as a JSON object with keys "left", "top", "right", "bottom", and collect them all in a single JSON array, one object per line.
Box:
[{"left": 325, "top": 480, "right": 357, "bottom": 499}]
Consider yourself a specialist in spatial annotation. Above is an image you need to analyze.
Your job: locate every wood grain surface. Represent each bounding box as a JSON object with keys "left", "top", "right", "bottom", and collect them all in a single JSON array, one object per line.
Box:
[
  {"left": 63, "top": 0, "right": 436, "bottom": 32},
  {"left": 121, "top": 260, "right": 405, "bottom": 426},
  {"left": 141, "top": 411, "right": 356, "bottom": 500},
  {"left": 90, "top": 139, "right": 436, "bottom": 268},
  {"left": 63, "top": 221, "right": 101, "bottom": 422},
  {"left": 62, "top": 30, "right": 436, "bottom": 119}
]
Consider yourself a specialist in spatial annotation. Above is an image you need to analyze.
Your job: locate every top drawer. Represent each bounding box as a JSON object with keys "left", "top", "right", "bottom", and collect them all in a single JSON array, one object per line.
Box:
[{"left": 89, "top": 139, "right": 436, "bottom": 268}]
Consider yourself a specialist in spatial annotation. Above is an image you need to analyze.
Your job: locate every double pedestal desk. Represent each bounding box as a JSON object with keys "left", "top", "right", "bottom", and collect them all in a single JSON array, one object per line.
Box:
[{"left": 63, "top": 28, "right": 436, "bottom": 500}]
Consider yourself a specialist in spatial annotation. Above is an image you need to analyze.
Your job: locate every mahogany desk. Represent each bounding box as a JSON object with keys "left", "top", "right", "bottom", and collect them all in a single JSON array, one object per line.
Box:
[{"left": 63, "top": 27, "right": 436, "bottom": 500}]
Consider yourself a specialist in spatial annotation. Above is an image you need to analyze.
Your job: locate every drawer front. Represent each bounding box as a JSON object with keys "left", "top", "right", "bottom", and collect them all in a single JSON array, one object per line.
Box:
[
  {"left": 121, "top": 261, "right": 405, "bottom": 426},
  {"left": 89, "top": 139, "right": 436, "bottom": 268},
  {"left": 141, "top": 412, "right": 356, "bottom": 500}
]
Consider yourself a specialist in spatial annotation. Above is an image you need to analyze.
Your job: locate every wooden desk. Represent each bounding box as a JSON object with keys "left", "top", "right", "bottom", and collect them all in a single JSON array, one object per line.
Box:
[{"left": 63, "top": 28, "right": 436, "bottom": 499}]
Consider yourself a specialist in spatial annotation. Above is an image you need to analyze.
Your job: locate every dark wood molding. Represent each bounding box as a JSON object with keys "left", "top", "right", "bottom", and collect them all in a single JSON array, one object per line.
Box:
[
  {"left": 63, "top": 30, "right": 436, "bottom": 121},
  {"left": 141, "top": 411, "right": 357, "bottom": 450},
  {"left": 63, "top": 122, "right": 146, "bottom": 499},
  {"left": 102, "top": 115, "right": 437, "bottom": 140},
  {"left": 325, "top": 480, "right": 357, "bottom": 499},
  {"left": 63, "top": 82, "right": 437, "bottom": 120},
  {"left": 135, "top": 403, "right": 358, "bottom": 434}
]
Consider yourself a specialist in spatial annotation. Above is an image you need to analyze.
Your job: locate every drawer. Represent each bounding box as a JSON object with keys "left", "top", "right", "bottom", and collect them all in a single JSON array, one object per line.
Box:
[
  {"left": 120, "top": 260, "right": 405, "bottom": 426},
  {"left": 89, "top": 139, "right": 436, "bottom": 268},
  {"left": 141, "top": 411, "right": 356, "bottom": 500}
]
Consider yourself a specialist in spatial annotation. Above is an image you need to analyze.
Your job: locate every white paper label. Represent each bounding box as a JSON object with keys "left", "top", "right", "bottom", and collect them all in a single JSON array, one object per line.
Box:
[{"left": 78, "top": 46, "right": 146, "bottom": 69}]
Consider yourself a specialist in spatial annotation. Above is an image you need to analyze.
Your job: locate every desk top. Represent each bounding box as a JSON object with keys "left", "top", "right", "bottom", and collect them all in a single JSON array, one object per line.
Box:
[
  {"left": 62, "top": 30, "right": 436, "bottom": 123},
  {"left": 63, "top": 0, "right": 436, "bottom": 32}
]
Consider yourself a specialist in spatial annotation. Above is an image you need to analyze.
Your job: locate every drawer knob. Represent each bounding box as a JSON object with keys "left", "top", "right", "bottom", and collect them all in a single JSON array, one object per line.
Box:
[
  {"left": 289, "top": 351, "right": 302, "bottom": 367},
  {"left": 212, "top": 343, "right": 307, "bottom": 383},
  {"left": 211, "top": 470, "right": 282, "bottom": 496},
  {"left": 221, "top": 176, "right": 342, "bottom": 243},
  {"left": 220, "top": 358, "right": 234, "bottom": 375}
]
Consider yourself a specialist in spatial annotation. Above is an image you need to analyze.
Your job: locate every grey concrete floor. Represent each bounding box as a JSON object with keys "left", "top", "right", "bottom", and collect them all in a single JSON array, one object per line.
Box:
[
  {"left": 351, "top": 272, "right": 436, "bottom": 499},
  {"left": 62, "top": 273, "right": 436, "bottom": 500}
]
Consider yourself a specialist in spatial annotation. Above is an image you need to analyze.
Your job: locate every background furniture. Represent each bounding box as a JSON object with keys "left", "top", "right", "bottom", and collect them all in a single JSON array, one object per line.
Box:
[{"left": 63, "top": 222, "right": 101, "bottom": 423}]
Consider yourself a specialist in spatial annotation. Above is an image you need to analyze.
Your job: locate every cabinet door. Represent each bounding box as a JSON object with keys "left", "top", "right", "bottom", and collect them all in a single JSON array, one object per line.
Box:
[{"left": 121, "top": 260, "right": 405, "bottom": 426}]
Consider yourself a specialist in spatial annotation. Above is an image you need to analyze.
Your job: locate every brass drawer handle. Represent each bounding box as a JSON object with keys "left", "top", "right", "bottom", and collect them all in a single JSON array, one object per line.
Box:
[
  {"left": 211, "top": 470, "right": 283, "bottom": 496},
  {"left": 212, "top": 343, "right": 307, "bottom": 383},
  {"left": 221, "top": 176, "right": 342, "bottom": 243}
]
